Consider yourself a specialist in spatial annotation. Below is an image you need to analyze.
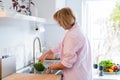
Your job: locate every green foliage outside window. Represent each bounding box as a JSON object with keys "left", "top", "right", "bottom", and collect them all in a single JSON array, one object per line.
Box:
[{"left": 110, "top": 1, "right": 120, "bottom": 31}]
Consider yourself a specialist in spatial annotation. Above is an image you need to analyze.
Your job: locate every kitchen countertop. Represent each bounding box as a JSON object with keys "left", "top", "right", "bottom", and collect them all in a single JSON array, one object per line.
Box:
[
  {"left": 3, "top": 73, "right": 61, "bottom": 80},
  {"left": 93, "top": 74, "right": 120, "bottom": 80}
]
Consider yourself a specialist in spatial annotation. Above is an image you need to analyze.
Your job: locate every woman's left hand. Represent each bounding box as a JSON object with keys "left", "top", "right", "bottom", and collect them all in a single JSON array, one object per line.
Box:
[{"left": 45, "top": 67, "right": 51, "bottom": 74}]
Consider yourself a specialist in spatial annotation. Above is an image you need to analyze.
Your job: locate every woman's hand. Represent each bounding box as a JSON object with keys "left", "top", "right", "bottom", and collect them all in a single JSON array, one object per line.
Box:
[
  {"left": 38, "top": 50, "right": 54, "bottom": 63},
  {"left": 38, "top": 54, "right": 46, "bottom": 63},
  {"left": 45, "top": 67, "right": 52, "bottom": 74}
]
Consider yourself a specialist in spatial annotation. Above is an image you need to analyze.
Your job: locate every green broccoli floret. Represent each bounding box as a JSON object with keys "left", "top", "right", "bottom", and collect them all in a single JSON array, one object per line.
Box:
[{"left": 34, "top": 61, "right": 45, "bottom": 71}]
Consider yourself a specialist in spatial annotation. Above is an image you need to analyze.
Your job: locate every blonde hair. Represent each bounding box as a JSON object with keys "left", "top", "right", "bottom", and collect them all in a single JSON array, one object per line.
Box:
[{"left": 53, "top": 7, "right": 76, "bottom": 29}]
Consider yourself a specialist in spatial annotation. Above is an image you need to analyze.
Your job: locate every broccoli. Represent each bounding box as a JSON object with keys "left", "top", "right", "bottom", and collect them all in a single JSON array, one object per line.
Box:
[{"left": 34, "top": 61, "right": 45, "bottom": 71}]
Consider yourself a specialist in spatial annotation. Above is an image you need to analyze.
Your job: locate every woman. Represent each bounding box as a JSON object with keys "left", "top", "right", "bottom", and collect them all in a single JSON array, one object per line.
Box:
[{"left": 39, "top": 7, "right": 92, "bottom": 80}]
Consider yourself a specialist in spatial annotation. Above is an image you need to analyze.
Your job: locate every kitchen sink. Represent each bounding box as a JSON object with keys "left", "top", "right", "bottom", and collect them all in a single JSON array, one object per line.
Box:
[
  {"left": 17, "top": 66, "right": 62, "bottom": 75},
  {"left": 16, "top": 60, "right": 62, "bottom": 75},
  {"left": 16, "top": 66, "right": 33, "bottom": 74}
]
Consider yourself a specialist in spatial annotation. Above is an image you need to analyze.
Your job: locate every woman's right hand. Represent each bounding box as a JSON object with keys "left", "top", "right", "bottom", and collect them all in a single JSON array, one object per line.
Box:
[
  {"left": 38, "top": 54, "right": 46, "bottom": 63},
  {"left": 38, "top": 50, "right": 53, "bottom": 63}
]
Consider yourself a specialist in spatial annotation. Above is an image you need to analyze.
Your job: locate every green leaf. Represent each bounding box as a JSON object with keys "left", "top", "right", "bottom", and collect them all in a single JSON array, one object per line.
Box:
[{"left": 99, "top": 60, "right": 114, "bottom": 70}]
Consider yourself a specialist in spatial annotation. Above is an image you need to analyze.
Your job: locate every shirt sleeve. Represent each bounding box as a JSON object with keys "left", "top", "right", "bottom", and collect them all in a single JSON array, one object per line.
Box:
[
  {"left": 61, "top": 33, "right": 85, "bottom": 68},
  {"left": 51, "top": 43, "right": 61, "bottom": 54}
]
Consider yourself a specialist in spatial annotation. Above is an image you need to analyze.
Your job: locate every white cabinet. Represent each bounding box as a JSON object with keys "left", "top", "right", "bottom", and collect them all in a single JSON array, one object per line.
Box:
[
  {"left": 0, "top": 56, "right": 16, "bottom": 79},
  {"left": 34, "top": 0, "right": 66, "bottom": 23}
]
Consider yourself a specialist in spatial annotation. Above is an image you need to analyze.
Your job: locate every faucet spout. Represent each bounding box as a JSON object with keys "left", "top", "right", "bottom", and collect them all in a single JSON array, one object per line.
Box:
[
  {"left": 33, "top": 37, "right": 42, "bottom": 64},
  {"left": 32, "top": 37, "right": 42, "bottom": 73},
  {"left": 30, "top": 37, "right": 42, "bottom": 73}
]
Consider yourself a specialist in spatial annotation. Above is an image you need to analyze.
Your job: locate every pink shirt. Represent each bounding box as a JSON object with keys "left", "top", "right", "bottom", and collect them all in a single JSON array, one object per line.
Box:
[{"left": 51, "top": 23, "right": 92, "bottom": 80}]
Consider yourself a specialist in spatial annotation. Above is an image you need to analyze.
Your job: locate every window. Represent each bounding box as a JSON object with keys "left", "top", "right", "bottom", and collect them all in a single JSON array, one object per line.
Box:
[{"left": 82, "top": 0, "right": 120, "bottom": 64}]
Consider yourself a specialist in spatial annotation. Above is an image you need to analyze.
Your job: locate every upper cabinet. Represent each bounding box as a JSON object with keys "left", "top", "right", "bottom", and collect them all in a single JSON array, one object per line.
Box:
[{"left": 33, "top": 0, "right": 66, "bottom": 24}]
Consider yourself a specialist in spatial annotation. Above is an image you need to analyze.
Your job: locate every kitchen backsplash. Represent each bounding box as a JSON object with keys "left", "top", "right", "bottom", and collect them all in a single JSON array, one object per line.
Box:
[
  {"left": 0, "top": 19, "right": 43, "bottom": 70},
  {"left": 0, "top": 20, "right": 66, "bottom": 70}
]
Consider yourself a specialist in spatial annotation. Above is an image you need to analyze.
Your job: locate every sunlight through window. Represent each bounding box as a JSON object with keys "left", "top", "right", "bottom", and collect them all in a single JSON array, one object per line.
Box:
[{"left": 82, "top": 0, "right": 120, "bottom": 64}]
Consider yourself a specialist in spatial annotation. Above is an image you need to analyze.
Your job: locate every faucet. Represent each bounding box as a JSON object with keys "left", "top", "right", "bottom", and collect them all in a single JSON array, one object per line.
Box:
[
  {"left": 33, "top": 37, "right": 42, "bottom": 64},
  {"left": 31, "top": 37, "right": 42, "bottom": 73}
]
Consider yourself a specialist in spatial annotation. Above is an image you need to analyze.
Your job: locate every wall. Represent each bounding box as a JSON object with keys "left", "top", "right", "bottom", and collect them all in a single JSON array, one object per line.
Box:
[
  {"left": 33, "top": 0, "right": 65, "bottom": 23},
  {"left": 0, "top": 0, "right": 83, "bottom": 71},
  {"left": 41, "top": 0, "right": 83, "bottom": 51},
  {"left": 33, "top": 0, "right": 56, "bottom": 23},
  {"left": 0, "top": 19, "right": 44, "bottom": 70},
  {"left": 0, "top": 18, "right": 65, "bottom": 70},
  {"left": 43, "top": 24, "right": 66, "bottom": 52},
  {"left": 66, "top": 0, "right": 83, "bottom": 26}
]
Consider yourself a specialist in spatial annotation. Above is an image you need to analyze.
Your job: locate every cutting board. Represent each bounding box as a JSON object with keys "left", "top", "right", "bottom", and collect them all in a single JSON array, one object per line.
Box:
[{"left": 3, "top": 73, "right": 61, "bottom": 80}]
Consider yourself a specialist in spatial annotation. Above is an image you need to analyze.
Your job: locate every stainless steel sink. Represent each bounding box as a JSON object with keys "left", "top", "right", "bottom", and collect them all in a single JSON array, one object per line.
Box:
[
  {"left": 16, "top": 60, "right": 62, "bottom": 75},
  {"left": 16, "top": 66, "right": 33, "bottom": 73},
  {"left": 17, "top": 66, "right": 62, "bottom": 75}
]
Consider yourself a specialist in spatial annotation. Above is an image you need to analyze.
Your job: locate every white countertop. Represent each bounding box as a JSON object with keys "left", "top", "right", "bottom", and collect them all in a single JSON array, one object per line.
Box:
[{"left": 93, "top": 74, "right": 120, "bottom": 80}]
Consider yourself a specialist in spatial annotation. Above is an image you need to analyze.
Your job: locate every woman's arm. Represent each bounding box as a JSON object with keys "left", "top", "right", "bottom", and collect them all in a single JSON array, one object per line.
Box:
[
  {"left": 38, "top": 50, "right": 54, "bottom": 62},
  {"left": 39, "top": 42, "right": 61, "bottom": 62},
  {"left": 46, "top": 62, "right": 66, "bottom": 74},
  {"left": 50, "top": 62, "right": 67, "bottom": 70}
]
